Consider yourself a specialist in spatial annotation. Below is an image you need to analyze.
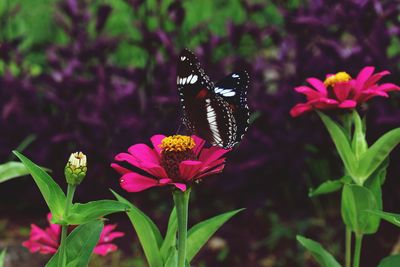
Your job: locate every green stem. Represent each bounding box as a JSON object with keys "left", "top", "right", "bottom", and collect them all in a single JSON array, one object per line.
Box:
[
  {"left": 173, "top": 188, "right": 191, "bottom": 267},
  {"left": 57, "top": 184, "right": 76, "bottom": 267},
  {"left": 352, "top": 233, "right": 363, "bottom": 267},
  {"left": 345, "top": 227, "right": 352, "bottom": 267}
]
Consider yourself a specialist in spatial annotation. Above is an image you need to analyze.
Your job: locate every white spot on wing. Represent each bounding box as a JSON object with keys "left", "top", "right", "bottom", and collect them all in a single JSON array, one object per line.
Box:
[
  {"left": 232, "top": 74, "right": 239, "bottom": 78},
  {"left": 181, "top": 56, "right": 186, "bottom": 61},
  {"left": 222, "top": 91, "right": 235, "bottom": 97},
  {"left": 190, "top": 75, "right": 198, "bottom": 84},
  {"left": 205, "top": 99, "right": 222, "bottom": 143},
  {"left": 214, "top": 87, "right": 223, "bottom": 93}
]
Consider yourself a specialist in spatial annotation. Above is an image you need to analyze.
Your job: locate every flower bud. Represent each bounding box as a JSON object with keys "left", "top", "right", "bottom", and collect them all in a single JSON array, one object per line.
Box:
[{"left": 65, "top": 152, "right": 87, "bottom": 185}]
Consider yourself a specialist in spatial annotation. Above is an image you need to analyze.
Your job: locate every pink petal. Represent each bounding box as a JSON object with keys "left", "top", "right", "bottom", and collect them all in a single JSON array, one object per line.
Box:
[
  {"left": 94, "top": 244, "right": 118, "bottom": 256},
  {"left": 332, "top": 82, "right": 352, "bottom": 101},
  {"left": 159, "top": 178, "right": 174, "bottom": 184},
  {"left": 309, "top": 98, "right": 340, "bottom": 109},
  {"left": 200, "top": 158, "right": 225, "bottom": 172},
  {"left": 128, "top": 144, "right": 160, "bottom": 165},
  {"left": 364, "top": 70, "right": 390, "bottom": 88},
  {"left": 103, "top": 231, "right": 125, "bottom": 242},
  {"left": 359, "top": 90, "right": 389, "bottom": 102},
  {"left": 150, "top": 134, "right": 166, "bottom": 156},
  {"left": 23, "top": 240, "right": 41, "bottom": 253},
  {"left": 199, "top": 146, "right": 230, "bottom": 166},
  {"left": 114, "top": 152, "right": 140, "bottom": 167},
  {"left": 179, "top": 160, "right": 203, "bottom": 181},
  {"left": 306, "top": 78, "right": 327, "bottom": 94},
  {"left": 191, "top": 135, "right": 206, "bottom": 156},
  {"left": 115, "top": 152, "right": 168, "bottom": 178},
  {"left": 197, "top": 164, "right": 225, "bottom": 179},
  {"left": 99, "top": 225, "right": 125, "bottom": 243},
  {"left": 294, "top": 86, "right": 322, "bottom": 100},
  {"left": 23, "top": 240, "right": 57, "bottom": 254},
  {"left": 138, "top": 162, "right": 168, "bottom": 178},
  {"left": 338, "top": 100, "right": 357, "bottom": 108},
  {"left": 355, "top": 66, "right": 374, "bottom": 90},
  {"left": 172, "top": 183, "right": 187, "bottom": 191},
  {"left": 119, "top": 173, "right": 159, "bottom": 192},
  {"left": 100, "top": 224, "right": 117, "bottom": 239},
  {"left": 110, "top": 163, "right": 131, "bottom": 175},
  {"left": 377, "top": 83, "right": 400, "bottom": 92},
  {"left": 30, "top": 224, "right": 59, "bottom": 247},
  {"left": 47, "top": 213, "right": 61, "bottom": 238},
  {"left": 290, "top": 103, "right": 312, "bottom": 117},
  {"left": 309, "top": 97, "right": 339, "bottom": 105}
]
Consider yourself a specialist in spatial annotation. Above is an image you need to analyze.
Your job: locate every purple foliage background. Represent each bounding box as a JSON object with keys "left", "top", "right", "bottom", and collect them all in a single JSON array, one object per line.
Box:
[{"left": 1, "top": 0, "right": 400, "bottom": 266}]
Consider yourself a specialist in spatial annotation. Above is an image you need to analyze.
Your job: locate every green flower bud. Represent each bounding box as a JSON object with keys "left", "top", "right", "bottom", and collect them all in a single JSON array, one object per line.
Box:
[{"left": 65, "top": 152, "right": 87, "bottom": 185}]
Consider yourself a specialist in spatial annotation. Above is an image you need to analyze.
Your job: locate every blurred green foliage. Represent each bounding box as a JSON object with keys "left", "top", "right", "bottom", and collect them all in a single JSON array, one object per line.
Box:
[{"left": 0, "top": 0, "right": 286, "bottom": 71}]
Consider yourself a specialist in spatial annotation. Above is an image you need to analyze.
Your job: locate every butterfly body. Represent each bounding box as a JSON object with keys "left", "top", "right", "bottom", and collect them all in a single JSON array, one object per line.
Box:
[{"left": 177, "top": 49, "right": 249, "bottom": 149}]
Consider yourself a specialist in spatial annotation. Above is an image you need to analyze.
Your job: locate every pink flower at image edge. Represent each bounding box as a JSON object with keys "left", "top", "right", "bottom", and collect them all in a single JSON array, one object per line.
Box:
[
  {"left": 111, "top": 134, "right": 230, "bottom": 192},
  {"left": 22, "top": 213, "right": 124, "bottom": 256},
  {"left": 290, "top": 66, "right": 400, "bottom": 117}
]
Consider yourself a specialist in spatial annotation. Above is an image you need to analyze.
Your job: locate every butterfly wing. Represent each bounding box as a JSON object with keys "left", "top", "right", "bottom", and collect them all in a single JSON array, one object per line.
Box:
[
  {"left": 214, "top": 71, "right": 250, "bottom": 144},
  {"left": 177, "top": 49, "right": 214, "bottom": 134},
  {"left": 177, "top": 49, "right": 249, "bottom": 148}
]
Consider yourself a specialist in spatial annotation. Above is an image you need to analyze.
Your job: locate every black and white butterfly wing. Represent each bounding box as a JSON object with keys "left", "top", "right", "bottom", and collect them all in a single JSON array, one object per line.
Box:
[
  {"left": 214, "top": 71, "right": 250, "bottom": 144},
  {"left": 177, "top": 49, "right": 249, "bottom": 149},
  {"left": 177, "top": 49, "right": 213, "bottom": 134}
]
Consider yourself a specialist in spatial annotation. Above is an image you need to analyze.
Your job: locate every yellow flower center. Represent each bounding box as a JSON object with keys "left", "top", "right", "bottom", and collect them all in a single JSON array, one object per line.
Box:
[
  {"left": 324, "top": 71, "right": 352, "bottom": 87},
  {"left": 160, "top": 135, "right": 197, "bottom": 181},
  {"left": 160, "top": 135, "right": 195, "bottom": 152}
]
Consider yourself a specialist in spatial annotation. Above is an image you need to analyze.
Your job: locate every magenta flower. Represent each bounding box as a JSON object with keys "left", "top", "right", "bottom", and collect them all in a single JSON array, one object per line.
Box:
[
  {"left": 111, "top": 134, "right": 230, "bottom": 192},
  {"left": 22, "top": 213, "right": 124, "bottom": 256},
  {"left": 290, "top": 66, "right": 400, "bottom": 117}
]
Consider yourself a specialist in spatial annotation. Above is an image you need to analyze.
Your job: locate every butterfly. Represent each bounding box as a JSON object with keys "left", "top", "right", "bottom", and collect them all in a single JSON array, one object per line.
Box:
[{"left": 177, "top": 49, "right": 250, "bottom": 149}]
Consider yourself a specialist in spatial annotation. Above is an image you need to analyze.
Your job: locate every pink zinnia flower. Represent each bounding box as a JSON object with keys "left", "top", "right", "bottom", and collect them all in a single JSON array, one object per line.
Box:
[
  {"left": 22, "top": 213, "right": 125, "bottom": 256},
  {"left": 111, "top": 134, "right": 230, "bottom": 192},
  {"left": 290, "top": 66, "right": 400, "bottom": 117}
]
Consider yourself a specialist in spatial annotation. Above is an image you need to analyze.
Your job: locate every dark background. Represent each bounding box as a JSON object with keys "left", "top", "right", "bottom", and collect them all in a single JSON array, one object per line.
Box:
[{"left": 1, "top": 0, "right": 400, "bottom": 266}]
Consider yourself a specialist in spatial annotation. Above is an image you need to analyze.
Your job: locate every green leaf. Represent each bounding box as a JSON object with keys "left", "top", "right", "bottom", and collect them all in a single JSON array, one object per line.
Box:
[
  {"left": 309, "top": 179, "right": 344, "bottom": 197},
  {"left": 351, "top": 110, "right": 368, "bottom": 159},
  {"left": 378, "top": 254, "right": 400, "bottom": 267},
  {"left": 317, "top": 112, "right": 357, "bottom": 177},
  {"left": 161, "top": 208, "right": 177, "bottom": 261},
  {"left": 296, "top": 235, "right": 341, "bottom": 267},
  {"left": 358, "top": 128, "right": 400, "bottom": 182},
  {"left": 0, "top": 248, "right": 6, "bottom": 267},
  {"left": 0, "top": 161, "right": 29, "bottom": 183},
  {"left": 12, "top": 134, "right": 36, "bottom": 157},
  {"left": 111, "top": 190, "right": 163, "bottom": 267},
  {"left": 341, "top": 184, "right": 380, "bottom": 234},
  {"left": 364, "top": 158, "right": 388, "bottom": 211},
  {"left": 58, "top": 200, "right": 130, "bottom": 225},
  {"left": 187, "top": 209, "right": 244, "bottom": 262},
  {"left": 164, "top": 247, "right": 178, "bottom": 267},
  {"left": 46, "top": 220, "right": 104, "bottom": 267},
  {"left": 366, "top": 210, "right": 400, "bottom": 227},
  {"left": 13, "top": 151, "right": 66, "bottom": 219}
]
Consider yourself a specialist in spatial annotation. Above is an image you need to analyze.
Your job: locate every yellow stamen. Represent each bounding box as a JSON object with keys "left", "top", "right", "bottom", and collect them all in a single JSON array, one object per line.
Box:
[
  {"left": 160, "top": 135, "right": 195, "bottom": 152},
  {"left": 324, "top": 71, "right": 352, "bottom": 87}
]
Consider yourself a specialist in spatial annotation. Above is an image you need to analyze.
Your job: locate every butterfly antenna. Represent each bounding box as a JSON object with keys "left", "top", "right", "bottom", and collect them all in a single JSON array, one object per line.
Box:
[{"left": 176, "top": 122, "right": 183, "bottom": 135}]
